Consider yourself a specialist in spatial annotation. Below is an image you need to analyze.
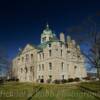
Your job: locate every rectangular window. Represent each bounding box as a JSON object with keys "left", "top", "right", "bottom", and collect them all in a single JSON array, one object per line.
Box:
[
  {"left": 22, "top": 57, "right": 24, "bottom": 62},
  {"left": 39, "top": 54, "right": 41, "bottom": 59},
  {"left": 60, "top": 42, "right": 62, "bottom": 47},
  {"left": 49, "top": 50, "right": 52, "bottom": 57},
  {"left": 42, "top": 64, "right": 44, "bottom": 70},
  {"left": 26, "top": 54, "right": 29, "bottom": 62},
  {"left": 18, "top": 58, "right": 20, "bottom": 63},
  {"left": 30, "top": 66, "right": 32, "bottom": 72},
  {"left": 62, "top": 75, "right": 64, "bottom": 79},
  {"left": 42, "top": 37, "right": 46, "bottom": 42},
  {"left": 39, "top": 65, "right": 41, "bottom": 71},
  {"left": 31, "top": 54, "right": 33, "bottom": 60},
  {"left": 61, "top": 62, "right": 64, "bottom": 71},
  {"left": 49, "top": 62, "right": 52, "bottom": 70},
  {"left": 43, "top": 53, "right": 44, "bottom": 59},
  {"left": 49, "top": 75, "right": 52, "bottom": 79},
  {"left": 61, "top": 50, "right": 63, "bottom": 56}
]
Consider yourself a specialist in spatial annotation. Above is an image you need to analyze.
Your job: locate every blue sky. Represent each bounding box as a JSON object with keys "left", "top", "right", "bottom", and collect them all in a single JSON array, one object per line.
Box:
[{"left": 0, "top": 0, "right": 100, "bottom": 60}]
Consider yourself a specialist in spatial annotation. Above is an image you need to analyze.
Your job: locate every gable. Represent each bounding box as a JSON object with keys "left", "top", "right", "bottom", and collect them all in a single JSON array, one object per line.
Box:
[{"left": 21, "top": 44, "right": 35, "bottom": 54}]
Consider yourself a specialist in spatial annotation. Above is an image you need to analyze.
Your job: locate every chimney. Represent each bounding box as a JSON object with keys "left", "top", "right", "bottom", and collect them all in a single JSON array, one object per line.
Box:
[
  {"left": 67, "top": 35, "right": 71, "bottom": 43},
  {"left": 77, "top": 45, "right": 80, "bottom": 50},
  {"left": 72, "top": 40, "right": 76, "bottom": 46},
  {"left": 60, "top": 32, "right": 65, "bottom": 42}
]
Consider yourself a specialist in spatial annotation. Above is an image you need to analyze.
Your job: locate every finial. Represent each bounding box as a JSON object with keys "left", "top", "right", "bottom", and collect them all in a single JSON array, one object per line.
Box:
[{"left": 46, "top": 23, "right": 49, "bottom": 30}]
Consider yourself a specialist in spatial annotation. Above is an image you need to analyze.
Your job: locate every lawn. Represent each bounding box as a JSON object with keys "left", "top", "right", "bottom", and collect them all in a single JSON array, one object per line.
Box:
[
  {"left": 80, "top": 81, "right": 100, "bottom": 93},
  {"left": 0, "top": 82, "right": 99, "bottom": 100}
]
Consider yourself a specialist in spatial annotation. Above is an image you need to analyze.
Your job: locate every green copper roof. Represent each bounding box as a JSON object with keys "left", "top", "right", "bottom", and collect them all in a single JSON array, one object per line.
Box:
[
  {"left": 41, "top": 24, "right": 53, "bottom": 35},
  {"left": 38, "top": 37, "right": 64, "bottom": 50}
]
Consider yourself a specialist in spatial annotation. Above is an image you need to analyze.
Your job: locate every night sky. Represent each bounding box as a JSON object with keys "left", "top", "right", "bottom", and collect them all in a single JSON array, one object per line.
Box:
[{"left": 0, "top": 0, "right": 100, "bottom": 60}]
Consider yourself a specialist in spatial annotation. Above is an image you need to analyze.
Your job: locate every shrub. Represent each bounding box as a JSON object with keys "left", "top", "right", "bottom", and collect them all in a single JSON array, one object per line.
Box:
[
  {"left": 53, "top": 80, "right": 61, "bottom": 84},
  {"left": 6, "top": 78, "right": 19, "bottom": 82},
  {"left": 47, "top": 79, "right": 52, "bottom": 83},
  {"left": 83, "top": 77, "right": 91, "bottom": 80},
  {"left": 0, "top": 79, "right": 4, "bottom": 84},
  {"left": 61, "top": 79, "right": 68, "bottom": 83},
  {"left": 74, "top": 77, "right": 80, "bottom": 82},
  {"left": 68, "top": 78, "right": 74, "bottom": 82}
]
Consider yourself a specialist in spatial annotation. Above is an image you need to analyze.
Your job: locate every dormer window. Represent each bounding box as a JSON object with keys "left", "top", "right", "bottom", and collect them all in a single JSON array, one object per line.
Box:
[
  {"left": 42, "top": 37, "right": 46, "bottom": 42},
  {"left": 49, "top": 37, "right": 52, "bottom": 41}
]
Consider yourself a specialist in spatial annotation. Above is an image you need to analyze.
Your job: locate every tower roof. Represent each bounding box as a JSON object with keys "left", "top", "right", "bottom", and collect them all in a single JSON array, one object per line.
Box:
[{"left": 42, "top": 24, "right": 53, "bottom": 35}]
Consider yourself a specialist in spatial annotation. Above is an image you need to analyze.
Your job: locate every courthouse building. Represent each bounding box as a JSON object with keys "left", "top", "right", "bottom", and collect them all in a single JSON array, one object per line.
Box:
[{"left": 12, "top": 24, "right": 87, "bottom": 83}]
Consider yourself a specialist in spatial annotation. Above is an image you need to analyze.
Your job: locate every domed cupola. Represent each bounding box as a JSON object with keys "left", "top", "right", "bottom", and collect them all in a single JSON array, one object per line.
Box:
[{"left": 41, "top": 24, "right": 54, "bottom": 43}]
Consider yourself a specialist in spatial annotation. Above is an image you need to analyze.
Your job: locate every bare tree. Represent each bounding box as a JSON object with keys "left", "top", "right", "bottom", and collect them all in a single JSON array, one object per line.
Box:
[
  {"left": 66, "top": 15, "right": 100, "bottom": 79},
  {"left": 0, "top": 46, "right": 10, "bottom": 78}
]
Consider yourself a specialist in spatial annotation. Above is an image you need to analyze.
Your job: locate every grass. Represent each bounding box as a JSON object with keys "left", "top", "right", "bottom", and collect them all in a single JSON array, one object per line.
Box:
[
  {"left": 0, "top": 82, "right": 99, "bottom": 100},
  {"left": 80, "top": 81, "right": 100, "bottom": 93}
]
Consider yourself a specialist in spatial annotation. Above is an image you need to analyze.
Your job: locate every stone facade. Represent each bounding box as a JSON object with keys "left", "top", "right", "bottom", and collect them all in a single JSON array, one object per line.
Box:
[{"left": 12, "top": 24, "right": 87, "bottom": 83}]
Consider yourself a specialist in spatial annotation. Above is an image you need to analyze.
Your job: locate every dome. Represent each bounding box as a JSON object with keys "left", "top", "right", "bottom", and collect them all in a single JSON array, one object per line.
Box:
[{"left": 42, "top": 24, "right": 53, "bottom": 35}]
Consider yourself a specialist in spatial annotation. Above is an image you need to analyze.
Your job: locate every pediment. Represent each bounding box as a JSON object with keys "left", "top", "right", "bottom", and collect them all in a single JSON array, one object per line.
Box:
[{"left": 22, "top": 44, "right": 35, "bottom": 54}]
